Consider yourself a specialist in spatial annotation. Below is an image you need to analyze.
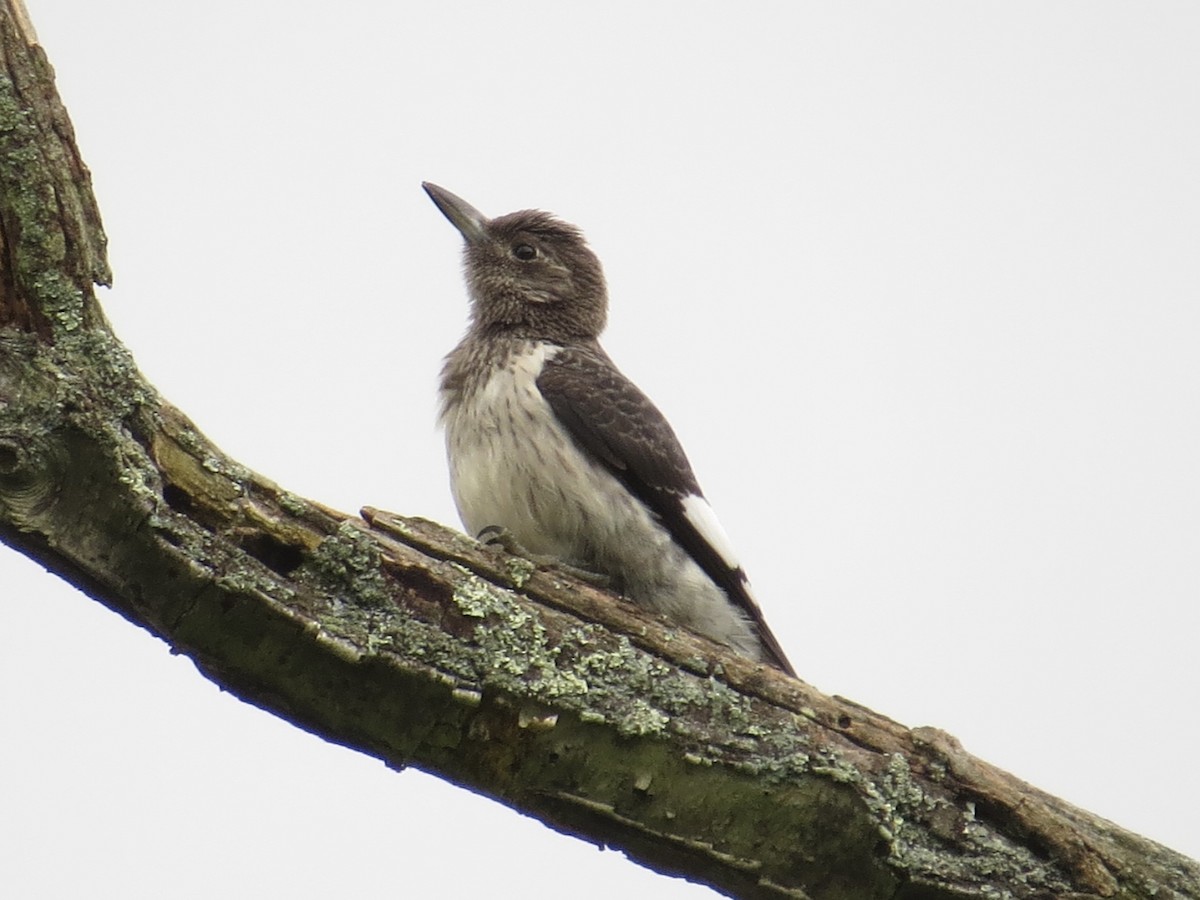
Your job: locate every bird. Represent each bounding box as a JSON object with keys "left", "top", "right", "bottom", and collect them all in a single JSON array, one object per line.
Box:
[{"left": 423, "top": 182, "right": 795, "bottom": 676}]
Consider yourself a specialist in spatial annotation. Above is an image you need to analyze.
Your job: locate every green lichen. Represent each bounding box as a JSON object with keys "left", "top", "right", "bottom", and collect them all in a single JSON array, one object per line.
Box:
[
  {"left": 504, "top": 555, "right": 536, "bottom": 587},
  {"left": 33, "top": 272, "right": 83, "bottom": 331},
  {"left": 860, "top": 751, "right": 1072, "bottom": 894},
  {"left": 278, "top": 491, "right": 308, "bottom": 516},
  {"left": 0, "top": 81, "right": 93, "bottom": 331},
  {"left": 616, "top": 701, "right": 670, "bottom": 737},
  {"left": 444, "top": 569, "right": 593, "bottom": 702},
  {"left": 307, "top": 520, "right": 390, "bottom": 609},
  {"left": 451, "top": 571, "right": 504, "bottom": 619}
]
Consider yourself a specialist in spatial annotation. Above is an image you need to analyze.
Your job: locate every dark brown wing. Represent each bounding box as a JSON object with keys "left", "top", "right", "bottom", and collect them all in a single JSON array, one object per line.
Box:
[{"left": 537, "top": 344, "right": 795, "bottom": 675}]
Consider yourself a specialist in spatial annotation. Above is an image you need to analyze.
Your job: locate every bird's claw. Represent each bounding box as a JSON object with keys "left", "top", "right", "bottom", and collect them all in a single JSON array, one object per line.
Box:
[{"left": 476, "top": 525, "right": 527, "bottom": 554}]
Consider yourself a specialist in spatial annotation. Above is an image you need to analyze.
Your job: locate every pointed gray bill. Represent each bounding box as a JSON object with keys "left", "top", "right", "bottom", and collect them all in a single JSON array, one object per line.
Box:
[{"left": 422, "top": 182, "right": 489, "bottom": 244}]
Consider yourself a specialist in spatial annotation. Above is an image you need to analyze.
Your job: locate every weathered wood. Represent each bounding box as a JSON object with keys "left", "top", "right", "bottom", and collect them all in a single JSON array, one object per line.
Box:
[{"left": 1, "top": 5, "right": 1196, "bottom": 897}]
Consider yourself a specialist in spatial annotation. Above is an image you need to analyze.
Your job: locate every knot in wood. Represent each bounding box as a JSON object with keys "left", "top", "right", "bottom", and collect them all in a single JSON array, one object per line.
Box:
[{"left": 0, "top": 430, "right": 66, "bottom": 522}]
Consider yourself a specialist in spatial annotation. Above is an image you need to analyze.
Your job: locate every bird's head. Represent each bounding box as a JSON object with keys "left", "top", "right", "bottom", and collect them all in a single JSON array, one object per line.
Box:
[{"left": 423, "top": 182, "right": 608, "bottom": 342}]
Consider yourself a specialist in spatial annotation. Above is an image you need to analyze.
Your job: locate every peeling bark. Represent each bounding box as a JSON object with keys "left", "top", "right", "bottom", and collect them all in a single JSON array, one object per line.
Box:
[{"left": 1, "top": 5, "right": 1197, "bottom": 898}]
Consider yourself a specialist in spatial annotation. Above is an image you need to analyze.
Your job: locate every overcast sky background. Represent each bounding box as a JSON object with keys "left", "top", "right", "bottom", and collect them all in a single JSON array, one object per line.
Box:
[{"left": 3, "top": 3, "right": 1198, "bottom": 897}]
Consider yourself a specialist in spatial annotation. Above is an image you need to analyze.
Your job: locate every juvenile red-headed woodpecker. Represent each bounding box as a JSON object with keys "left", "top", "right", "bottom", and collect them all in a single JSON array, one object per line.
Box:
[{"left": 424, "top": 182, "right": 794, "bottom": 676}]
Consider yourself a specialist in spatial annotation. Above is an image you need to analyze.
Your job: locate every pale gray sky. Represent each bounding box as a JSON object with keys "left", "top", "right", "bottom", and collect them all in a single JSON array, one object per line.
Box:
[{"left": 4, "top": 3, "right": 1198, "bottom": 897}]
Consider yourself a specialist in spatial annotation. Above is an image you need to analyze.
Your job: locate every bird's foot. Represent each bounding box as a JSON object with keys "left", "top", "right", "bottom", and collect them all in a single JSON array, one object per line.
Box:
[
  {"left": 475, "top": 525, "right": 613, "bottom": 588},
  {"left": 476, "top": 524, "right": 535, "bottom": 556}
]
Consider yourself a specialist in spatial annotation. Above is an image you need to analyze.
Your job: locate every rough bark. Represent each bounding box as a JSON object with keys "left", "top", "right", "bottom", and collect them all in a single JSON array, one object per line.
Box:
[{"left": 0, "top": 5, "right": 1196, "bottom": 898}]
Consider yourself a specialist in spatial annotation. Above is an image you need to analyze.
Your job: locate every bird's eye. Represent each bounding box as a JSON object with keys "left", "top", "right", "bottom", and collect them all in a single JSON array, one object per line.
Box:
[{"left": 512, "top": 244, "right": 537, "bottom": 261}]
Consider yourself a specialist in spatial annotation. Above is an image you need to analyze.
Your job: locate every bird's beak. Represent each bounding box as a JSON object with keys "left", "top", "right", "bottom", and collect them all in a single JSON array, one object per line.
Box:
[{"left": 422, "top": 182, "right": 489, "bottom": 245}]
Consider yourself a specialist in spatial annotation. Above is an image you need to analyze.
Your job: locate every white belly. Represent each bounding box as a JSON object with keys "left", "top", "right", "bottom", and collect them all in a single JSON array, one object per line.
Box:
[{"left": 440, "top": 343, "right": 636, "bottom": 564}]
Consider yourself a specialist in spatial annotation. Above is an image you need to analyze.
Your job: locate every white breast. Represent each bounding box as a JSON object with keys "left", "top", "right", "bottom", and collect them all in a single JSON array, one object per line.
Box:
[{"left": 441, "top": 343, "right": 592, "bottom": 560}]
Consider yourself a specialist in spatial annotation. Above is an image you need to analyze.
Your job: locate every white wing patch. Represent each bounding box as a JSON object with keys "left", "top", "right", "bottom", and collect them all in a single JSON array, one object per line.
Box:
[{"left": 680, "top": 493, "right": 741, "bottom": 571}]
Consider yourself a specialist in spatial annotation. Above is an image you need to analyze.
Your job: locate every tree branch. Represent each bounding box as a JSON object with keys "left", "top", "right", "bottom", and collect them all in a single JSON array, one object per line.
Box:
[{"left": 1, "top": 5, "right": 1196, "bottom": 898}]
